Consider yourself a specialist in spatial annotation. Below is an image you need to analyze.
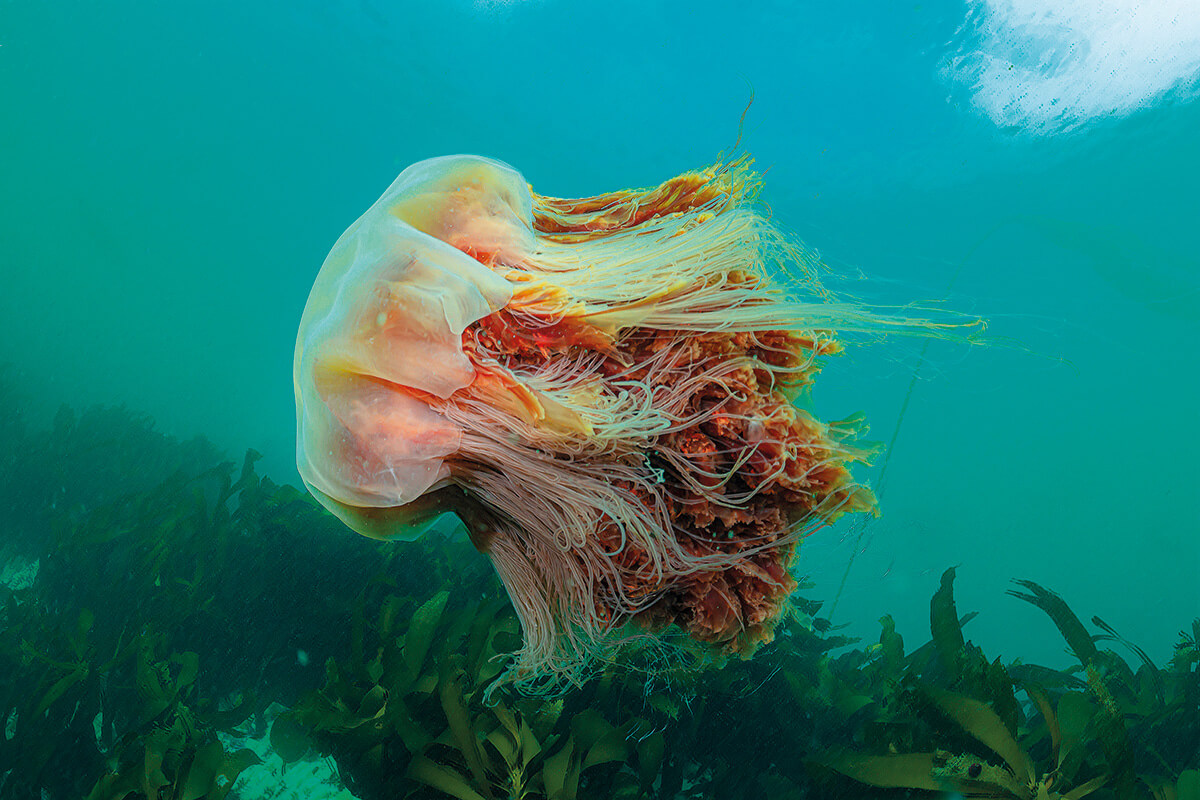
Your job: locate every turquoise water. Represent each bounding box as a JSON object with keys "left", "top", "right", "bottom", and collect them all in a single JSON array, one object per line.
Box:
[{"left": 2, "top": 0, "right": 1198, "bottom": 787}]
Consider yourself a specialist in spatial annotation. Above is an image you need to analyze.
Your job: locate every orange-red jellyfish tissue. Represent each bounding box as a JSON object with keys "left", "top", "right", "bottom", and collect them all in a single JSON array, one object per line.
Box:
[{"left": 295, "top": 154, "right": 921, "bottom": 688}]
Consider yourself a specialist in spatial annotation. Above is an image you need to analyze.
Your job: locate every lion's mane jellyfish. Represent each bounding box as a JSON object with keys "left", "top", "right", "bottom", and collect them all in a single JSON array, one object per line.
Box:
[{"left": 296, "top": 154, "right": 920, "bottom": 686}]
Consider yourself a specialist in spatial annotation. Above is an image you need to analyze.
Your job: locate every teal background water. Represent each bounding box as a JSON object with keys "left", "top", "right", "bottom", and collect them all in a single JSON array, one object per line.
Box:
[{"left": 3, "top": 0, "right": 1197, "bottom": 674}]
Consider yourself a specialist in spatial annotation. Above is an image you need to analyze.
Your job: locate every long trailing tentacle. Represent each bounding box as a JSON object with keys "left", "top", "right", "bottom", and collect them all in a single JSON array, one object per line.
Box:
[{"left": 433, "top": 157, "right": 965, "bottom": 689}]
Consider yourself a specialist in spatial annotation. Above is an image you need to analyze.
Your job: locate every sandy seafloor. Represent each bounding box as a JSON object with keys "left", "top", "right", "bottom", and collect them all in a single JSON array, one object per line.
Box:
[{"left": 1, "top": 1, "right": 1198, "bottom": 796}]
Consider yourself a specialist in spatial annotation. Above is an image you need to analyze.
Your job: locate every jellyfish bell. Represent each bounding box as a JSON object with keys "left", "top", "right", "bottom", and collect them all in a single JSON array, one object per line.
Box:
[
  {"left": 382, "top": 155, "right": 535, "bottom": 262},
  {"left": 294, "top": 157, "right": 519, "bottom": 532},
  {"left": 295, "top": 153, "right": 948, "bottom": 687}
]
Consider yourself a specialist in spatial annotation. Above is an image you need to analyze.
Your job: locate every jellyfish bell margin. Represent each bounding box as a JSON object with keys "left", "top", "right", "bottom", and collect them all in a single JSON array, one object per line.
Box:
[{"left": 294, "top": 153, "right": 956, "bottom": 690}]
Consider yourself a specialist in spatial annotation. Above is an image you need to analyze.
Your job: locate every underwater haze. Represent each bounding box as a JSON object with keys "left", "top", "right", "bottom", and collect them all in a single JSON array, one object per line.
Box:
[{"left": 2, "top": 1, "right": 1199, "bottom": 798}]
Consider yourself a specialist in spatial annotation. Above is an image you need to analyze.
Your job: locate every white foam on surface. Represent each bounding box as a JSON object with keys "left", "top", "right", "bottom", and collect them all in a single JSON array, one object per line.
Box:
[{"left": 944, "top": 0, "right": 1200, "bottom": 133}]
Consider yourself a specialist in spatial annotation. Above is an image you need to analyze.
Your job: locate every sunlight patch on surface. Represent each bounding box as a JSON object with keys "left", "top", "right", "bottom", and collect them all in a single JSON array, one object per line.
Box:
[{"left": 944, "top": 0, "right": 1200, "bottom": 133}]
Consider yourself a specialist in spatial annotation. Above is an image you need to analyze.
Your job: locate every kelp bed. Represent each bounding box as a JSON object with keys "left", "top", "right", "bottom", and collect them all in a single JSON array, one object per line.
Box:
[{"left": 0, "top": 375, "right": 1197, "bottom": 800}]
